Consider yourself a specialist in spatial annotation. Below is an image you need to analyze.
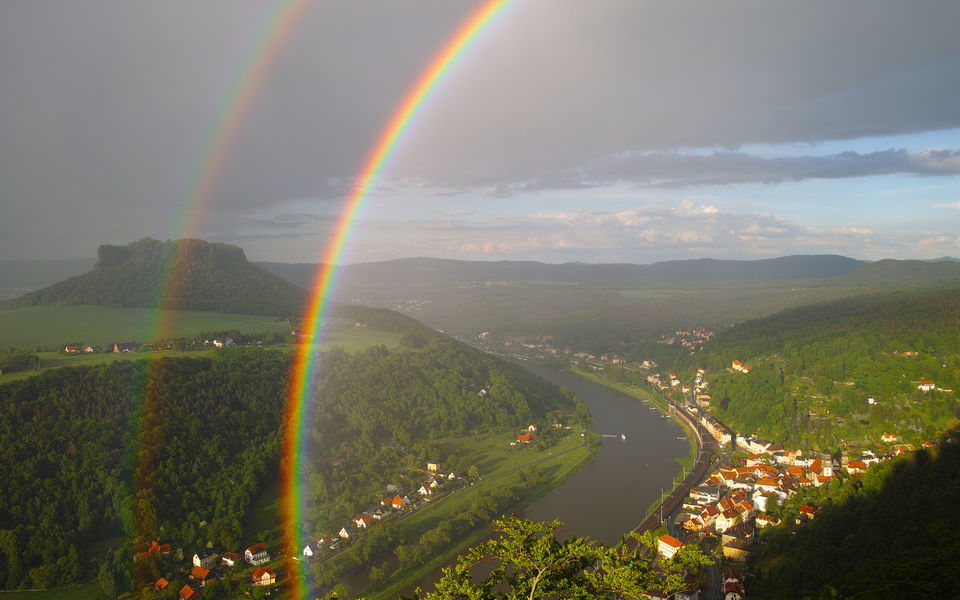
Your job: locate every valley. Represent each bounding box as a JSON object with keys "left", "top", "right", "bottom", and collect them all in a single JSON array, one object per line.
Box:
[{"left": 1, "top": 247, "right": 959, "bottom": 599}]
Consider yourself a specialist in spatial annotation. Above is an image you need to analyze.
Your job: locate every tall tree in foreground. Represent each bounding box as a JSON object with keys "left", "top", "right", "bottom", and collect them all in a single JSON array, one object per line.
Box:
[{"left": 408, "top": 516, "right": 710, "bottom": 600}]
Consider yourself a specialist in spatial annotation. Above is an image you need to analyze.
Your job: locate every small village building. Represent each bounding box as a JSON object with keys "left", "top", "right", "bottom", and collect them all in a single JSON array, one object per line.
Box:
[
  {"left": 722, "top": 537, "right": 752, "bottom": 562},
  {"left": 426, "top": 460, "right": 441, "bottom": 472},
  {"left": 221, "top": 552, "right": 240, "bottom": 567},
  {"left": 179, "top": 584, "right": 200, "bottom": 600},
  {"left": 189, "top": 566, "right": 214, "bottom": 587},
  {"left": 252, "top": 567, "right": 276, "bottom": 587},
  {"left": 755, "top": 513, "right": 781, "bottom": 528},
  {"left": 353, "top": 514, "right": 373, "bottom": 529},
  {"left": 657, "top": 534, "right": 684, "bottom": 559},
  {"left": 303, "top": 542, "right": 322, "bottom": 560},
  {"left": 155, "top": 578, "right": 169, "bottom": 591},
  {"left": 193, "top": 550, "right": 217, "bottom": 568},
  {"left": 918, "top": 380, "right": 936, "bottom": 391},
  {"left": 244, "top": 543, "right": 270, "bottom": 565},
  {"left": 339, "top": 524, "right": 355, "bottom": 539}
]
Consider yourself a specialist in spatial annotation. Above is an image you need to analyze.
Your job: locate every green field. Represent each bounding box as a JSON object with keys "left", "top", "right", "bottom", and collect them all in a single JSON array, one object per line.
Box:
[
  {"left": 0, "top": 305, "right": 297, "bottom": 349},
  {"left": 0, "top": 582, "right": 100, "bottom": 600},
  {"left": 0, "top": 306, "right": 406, "bottom": 382}
]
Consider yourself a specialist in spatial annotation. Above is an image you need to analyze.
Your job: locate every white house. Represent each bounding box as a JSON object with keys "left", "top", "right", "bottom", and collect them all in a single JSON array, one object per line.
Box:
[
  {"left": 192, "top": 550, "right": 217, "bottom": 568},
  {"left": 244, "top": 544, "right": 269, "bottom": 566},
  {"left": 657, "top": 534, "right": 684, "bottom": 559}
]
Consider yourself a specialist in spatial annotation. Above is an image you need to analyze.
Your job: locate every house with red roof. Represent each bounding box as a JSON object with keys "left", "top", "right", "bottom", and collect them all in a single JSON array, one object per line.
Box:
[
  {"left": 846, "top": 460, "right": 868, "bottom": 474},
  {"left": 391, "top": 495, "right": 409, "bottom": 509},
  {"left": 517, "top": 431, "right": 537, "bottom": 443},
  {"left": 353, "top": 514, "right": 373, "bottom": 528},
  {"left": 244, "top": 543, "right": 269, "bottom": 565},
  {"left": 657, "top": 534, "right": 684, "bottom": 559},
  {"left": 154, "top": 578, "right": 169, "bottom": 591},
  {"left": 221, "top": 551, "right": 241, "bottom": 567},
  {"left": 252, "top": 567, "right": 276, "bottom": 587},
  {"left": 917, "top": 380, "right": 935, "bottom": 391},
  {"left": 189, "top": 565, "right": 214, "bottom": 587},
  {"left": 179, "top": 584, "right": 200, "bottom": 600}
]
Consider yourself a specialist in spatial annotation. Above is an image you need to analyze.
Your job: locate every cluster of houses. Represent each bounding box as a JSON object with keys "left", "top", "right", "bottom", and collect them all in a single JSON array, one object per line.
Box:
[
  {"left": 136, "top": 540, "right": 276, "bottom": 599},
  {"left": 63, "top": 342, "right": 143, "bottom": 354},
  {"left": 665, "top": 438, "right": 912, "bottom": 566},
  {"left": 657, "top": 328, "right": 716, "bottom": 351},
  {"left": 731, "top": 360, "right": 752, "bottom": 374},
  {"left": 308, "top": 466, "right": 469, "bottom": 556}
]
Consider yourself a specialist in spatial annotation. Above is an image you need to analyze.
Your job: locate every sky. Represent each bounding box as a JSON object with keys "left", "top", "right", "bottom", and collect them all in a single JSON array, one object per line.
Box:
[{"left": 2, "top": 0, "right": 960, "bottom": 265}]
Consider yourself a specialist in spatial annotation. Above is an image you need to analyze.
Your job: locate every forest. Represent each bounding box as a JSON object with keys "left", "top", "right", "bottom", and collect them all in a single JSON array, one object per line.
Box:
[
  {"left": 0, "top": 349, "right": 288, "bottom": 591},
  {"left": 674, "top": 287, "right": 960, "bottom": 446},
  {"left": 0, "top": 322, "right": 579, "bottom": 594},
  {"left": 299, "top": 338, "right": 580, "bottom": 535}
]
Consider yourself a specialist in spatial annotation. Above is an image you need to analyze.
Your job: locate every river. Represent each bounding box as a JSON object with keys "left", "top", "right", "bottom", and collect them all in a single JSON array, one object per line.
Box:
[{"left": 406, "top": 362, "right": 690, "bottom": 595}]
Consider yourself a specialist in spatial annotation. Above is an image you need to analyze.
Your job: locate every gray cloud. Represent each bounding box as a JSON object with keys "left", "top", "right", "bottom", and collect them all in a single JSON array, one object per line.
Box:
[
  {"left": 498, "top": 147, "right": 960, "bottom": 192},
  {"left": 2, "top": 1, "right": 960, "bottom": 259}
]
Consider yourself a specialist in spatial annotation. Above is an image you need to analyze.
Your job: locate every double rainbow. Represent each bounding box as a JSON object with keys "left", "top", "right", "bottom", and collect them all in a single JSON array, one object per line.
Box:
[{"left": 281, "top": 1, "right": 511, "bottom": 596}]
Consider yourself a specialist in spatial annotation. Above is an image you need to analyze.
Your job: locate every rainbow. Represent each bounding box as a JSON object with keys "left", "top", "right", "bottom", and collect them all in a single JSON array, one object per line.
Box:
[
  {"left": 130, "top": 0, "right": 312, "bottom": 567},
  {"left": 281, "top": 1, "right": 511, "bottom": 596},
  {"left": 150, "top": 0, "right": 311, "bottom": 340}
]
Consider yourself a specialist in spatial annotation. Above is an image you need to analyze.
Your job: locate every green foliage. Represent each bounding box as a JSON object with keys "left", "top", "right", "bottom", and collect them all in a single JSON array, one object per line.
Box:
[
  {"left": 3, "top": 238, "right": 306, "bottom": 316},
  {"left": 682, "top": 287, "right": 960, "bottom": 445},
  {"left": 0, "top": 349, "right": 288, "bottom": 590},
  {"left": 408, "top": 515, "right": 711, "bottom": 600},
  {"left": 0, "top": 349, "right": 37, "bottom": 373}
]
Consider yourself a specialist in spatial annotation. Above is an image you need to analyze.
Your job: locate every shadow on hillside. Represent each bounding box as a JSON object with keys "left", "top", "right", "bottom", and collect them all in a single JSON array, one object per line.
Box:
[{"left": 749, "top": 427, "right": 960, "bottom": 599}]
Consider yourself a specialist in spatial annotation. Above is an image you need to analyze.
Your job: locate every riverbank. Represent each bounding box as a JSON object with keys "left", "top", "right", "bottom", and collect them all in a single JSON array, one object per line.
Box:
[
  {"left": 371, "top": 362, "right": 696, "bottom": 597},
  {"left": 372, "top": 437, "right": 598, "bottom": 600}
]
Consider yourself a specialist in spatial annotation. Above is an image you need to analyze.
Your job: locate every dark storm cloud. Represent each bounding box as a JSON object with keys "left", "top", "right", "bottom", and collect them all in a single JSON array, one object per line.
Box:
[{"left": 2, "top": 0, "right": 959, "bottom": 259}]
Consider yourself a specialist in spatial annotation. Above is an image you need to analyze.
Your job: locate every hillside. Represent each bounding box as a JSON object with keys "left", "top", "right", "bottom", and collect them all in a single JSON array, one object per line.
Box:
[
  {"left": 749, "top": 432, "right": 960, "bottom": 599},
  {"left": 257, "top": 254, "right": 865, "bottom": 288},
  {"left": 257, "top": 256, "right": 960, "bottom": 358},
  {"left": 3, "top": 239, "right": 306, "bottom": 316},
  {"left": 681, "top": 286, "right": 960, "bottom": 447},
  {"left": 0, "top": 322, "right": 580, "bottom": 593}
]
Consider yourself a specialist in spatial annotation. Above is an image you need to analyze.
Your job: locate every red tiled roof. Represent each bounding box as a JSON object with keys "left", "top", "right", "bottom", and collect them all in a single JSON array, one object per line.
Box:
[
  {"left": 247, "top": 543, "right": 266, "bottom": 554},
  {"left": 179, "top": 585, "right": 197, "bottom": 600},
  {"left": 190, "top": 566, "right": 210, "bottom": 579},
  {"left": 658, "top": 534, "right": 683, "bottom": 548}
]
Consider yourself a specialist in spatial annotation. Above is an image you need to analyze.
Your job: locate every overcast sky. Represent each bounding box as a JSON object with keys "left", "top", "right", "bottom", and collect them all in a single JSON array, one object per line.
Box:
[{"left": 2, "top": 0, "right": 959, "bottom": 264}]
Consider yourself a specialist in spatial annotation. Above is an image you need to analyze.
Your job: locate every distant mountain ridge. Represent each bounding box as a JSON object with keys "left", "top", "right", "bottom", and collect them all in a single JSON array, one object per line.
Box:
[
  {"left": 257, "top": 254, "right": 866, "bottom": 289},
  {"left": 2, "top": 238, "right": 306, "bottom": 316}
]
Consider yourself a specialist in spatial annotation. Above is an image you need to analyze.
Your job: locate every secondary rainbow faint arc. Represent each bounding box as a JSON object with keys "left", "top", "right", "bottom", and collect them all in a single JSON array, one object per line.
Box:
[
  {"left": 150, "top": 0, "right": 310, "bottom": 342},
  {"left": 281, "top": 0, "right": 512, "bottom": 595}
]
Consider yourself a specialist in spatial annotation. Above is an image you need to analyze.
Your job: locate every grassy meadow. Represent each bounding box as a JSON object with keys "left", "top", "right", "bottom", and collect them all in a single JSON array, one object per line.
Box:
[
  {"left": 0, "top": 305, "right": 294, "bottom": 349},
  {"left": 0, "top": 305, "right": 405, "bottom": 382}
]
